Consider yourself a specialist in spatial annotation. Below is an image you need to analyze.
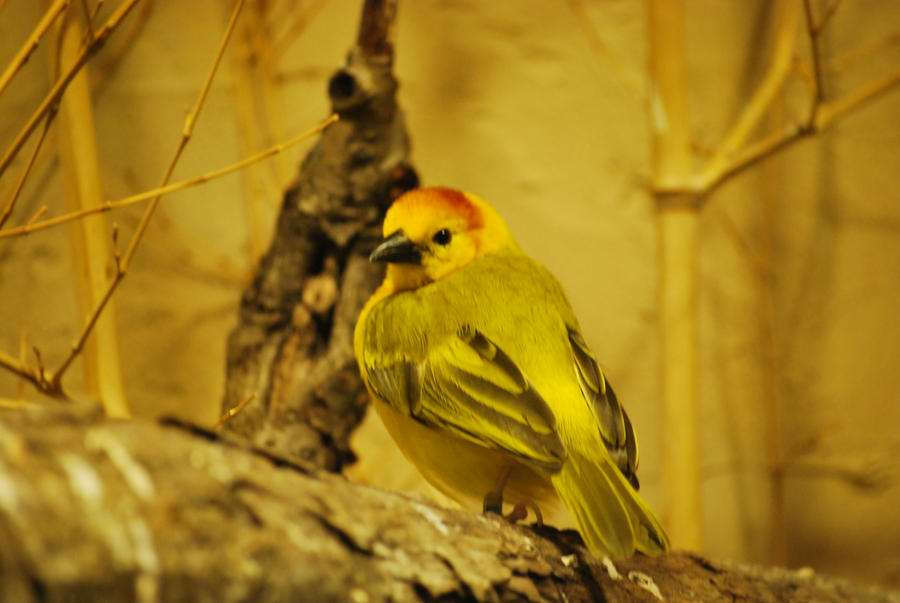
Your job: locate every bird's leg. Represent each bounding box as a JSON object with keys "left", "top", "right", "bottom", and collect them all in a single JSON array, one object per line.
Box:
[
  {"left": 483, "top": 465, "right": 513, "bottom": 515},
  {"left": 483, "top": 467, "right": 545, "bottom": 525}
]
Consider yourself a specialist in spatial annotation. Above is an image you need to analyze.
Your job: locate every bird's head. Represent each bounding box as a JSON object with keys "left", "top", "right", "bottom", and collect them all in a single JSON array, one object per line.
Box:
[{"left": 370, "top": 187, "right": 515, "bottom": 291}]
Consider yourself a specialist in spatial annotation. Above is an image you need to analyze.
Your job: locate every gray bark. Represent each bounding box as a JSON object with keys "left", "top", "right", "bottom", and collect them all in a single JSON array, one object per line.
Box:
[{"left": 0, "top": 404, "right": 896, "bottom": 603}]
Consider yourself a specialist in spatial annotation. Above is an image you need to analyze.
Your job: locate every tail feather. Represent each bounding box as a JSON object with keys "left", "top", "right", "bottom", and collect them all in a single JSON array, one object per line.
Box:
[{"left": 552, "top": 449, "right": 669, "bottom": 558}]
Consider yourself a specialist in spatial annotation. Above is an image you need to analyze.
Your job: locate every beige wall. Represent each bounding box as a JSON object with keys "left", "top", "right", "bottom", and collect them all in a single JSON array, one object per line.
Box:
[{"left": 1, "top": 0, "right": 898, "bottom": 589}]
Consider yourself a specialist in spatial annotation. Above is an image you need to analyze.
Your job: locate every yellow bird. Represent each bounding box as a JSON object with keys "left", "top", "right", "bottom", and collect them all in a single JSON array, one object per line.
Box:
[{"left": 354, "top": 187, "right": 669, "bottom": 558}]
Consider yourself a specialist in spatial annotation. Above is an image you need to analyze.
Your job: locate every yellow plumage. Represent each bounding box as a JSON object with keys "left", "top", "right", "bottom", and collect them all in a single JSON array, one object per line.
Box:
[{"left": 354, "top": 187, "right": 669, "bottom": 558}]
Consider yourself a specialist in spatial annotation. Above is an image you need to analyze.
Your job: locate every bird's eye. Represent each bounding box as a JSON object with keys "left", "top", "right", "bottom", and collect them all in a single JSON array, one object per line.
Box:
[{"left": 432, "top": 228, "right": 452, "bottom": 246}]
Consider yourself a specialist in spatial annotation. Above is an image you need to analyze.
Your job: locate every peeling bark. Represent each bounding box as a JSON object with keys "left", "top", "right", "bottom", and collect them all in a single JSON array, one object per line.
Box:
[
  {"left": 0, "top": 405, "right": 896, "bottom": 603},
  {"left": 221, "top": 0, "right": 417, "bottom": 470}
]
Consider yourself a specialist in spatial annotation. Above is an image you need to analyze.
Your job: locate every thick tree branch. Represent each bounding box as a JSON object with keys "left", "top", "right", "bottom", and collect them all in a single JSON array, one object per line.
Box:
[{"left": 0, "top": 406, "right": 895, "bottom": 602}]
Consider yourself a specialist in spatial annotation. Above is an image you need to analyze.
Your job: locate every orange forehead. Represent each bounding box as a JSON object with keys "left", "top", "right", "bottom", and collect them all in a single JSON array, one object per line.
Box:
[{"left": 384, "top": 187, "right": 484, "bottom": 238}]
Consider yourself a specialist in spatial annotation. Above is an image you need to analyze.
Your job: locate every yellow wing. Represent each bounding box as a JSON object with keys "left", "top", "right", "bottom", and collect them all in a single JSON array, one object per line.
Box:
[{"left": 361, "top": 326, "right": 567, "bottom": 474}]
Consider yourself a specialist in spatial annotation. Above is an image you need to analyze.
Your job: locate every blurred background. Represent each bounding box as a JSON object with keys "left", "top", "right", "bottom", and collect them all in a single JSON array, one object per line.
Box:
[{"left": 1, "top": 0, "right": 898, "bottom": 590}]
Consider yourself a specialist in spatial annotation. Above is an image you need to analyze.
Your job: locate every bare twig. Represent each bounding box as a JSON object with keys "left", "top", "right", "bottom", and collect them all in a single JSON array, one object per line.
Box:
[
  {"left": 270, "top": 0, "right": 327, "bottom": 61},
  {"left": 0, "top": 350, "right": 47, "bottom": 394},
  {"left": 699, "top": 67, "right": 900, "bottom": 195},
  {"left": 0, "top": 114, "right": 337, "bottom": 240},
  {"left": 89, "top": 0, "right": 105, "bottom": 23},
  {"left": 698, "top": 1, "right": 800, "bottom": 189},
  {"left": 830, "top": 29, "right": 900, "bottom": 71},
  {"left": 0, "top": 0, "right": 70, "bottom": 97},
  {"left": 814, "top": 67, "right": 900, "bottom": 128},
  {"left": 90, "top": 0, "right": 154, "bottom": 90},
  {"left": 803, "top": 0, "right": 826, "bottom": 111},
  {"left": 0, "top": 0, "right": 247, "bottom": 398},
  {"left": 214, "top": 392, "right": 257, "bottom": 428},
  {"left": 0, "top": 107, "right": 57, "bottom": 229},
  {"left": 79, "top": 0, "right": 96, "bottom": 40},
  {"left": 0, "top": 0, "right": 140, "bottom": 180},
  {"left": 565, "top": 0, "right": 645, "bottom": 106},
  {"left": 25, "top": 206, "right": 48, "bottom": 226},
  {"left": 17, "top": 330, "right": 29, "bottom": 399},
  {"left": 53, "top": 5, "right": 129, "bottom": 417},
  {"left": 53, "top": 0, "right": 247, "bottom": 395}
]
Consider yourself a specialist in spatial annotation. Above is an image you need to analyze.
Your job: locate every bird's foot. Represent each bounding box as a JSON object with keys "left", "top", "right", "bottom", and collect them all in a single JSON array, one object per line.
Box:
[{"left": 506, "top": 500, "right": 544, "bottom": 526}]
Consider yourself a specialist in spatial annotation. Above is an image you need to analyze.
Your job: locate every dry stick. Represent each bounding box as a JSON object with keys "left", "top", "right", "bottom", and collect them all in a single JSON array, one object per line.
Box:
[
  {"left": 830, "top": 29, "right": 900, "bottom": 71},
  {"left": 0, "top": 107, "right": 57, "bottom": 229},
  {"left": 214, "top": 391, "right": 257, "bottom": 429},
  {"left": 0, "top": 350, "right": 44, "bottom": 392},
  {"left": 802, "top": 0, "right": 825, "bottom": 111},
  {"left": 0, "top": 0, "right": 140, "bottom": 180},
  {"left": 89, "top": 0, "right": 105, "bottom": 22},
  {"left": 0, "top": 0, "right": 247, "bottom": 395},
  {"left": 17, "top": 331, "right": 29, "bottom": 400},
  {"left": 231, "top": 12, "right": 274, "bottom": 263},
  {"left": 25, "top": 206, "right": 48, "bottom": 225},
  {"left": 90, "top": 0, "right": 154, "bottom": 90},
  {"left": 565, "top": 0, "right": 645, "bottom": 107},
  {"left": 700, "top": 68, "right": 900, "bottom": 196},
  {"left": 54, "top": 7, "right": 128, "bottom": 417},
  {"left": 49, "top": 0, "right": 248, "bottom": 391},
  {"left": 698, "top": 0, "right": 800, "bottom": 189},
  {"left": 0, "top": 0, "right": 70, "bottom": 97},
  {"left": 648, "top": 0, "right": 703, "bottom": 551},
  {"left": 269, "top": 0, "right": 327, "bottom": 62},
  {"left": 79, "top": 0, "right": 96, "bottom": 40},
  {"left": 0, "top": 115, "right": 337, "bottom": 240}
]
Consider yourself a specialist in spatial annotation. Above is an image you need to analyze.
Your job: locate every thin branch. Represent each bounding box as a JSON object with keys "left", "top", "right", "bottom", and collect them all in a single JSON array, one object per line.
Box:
[
  {"left": 79, "top": 0, "right": 96, "bottom": 40},
  {"left": 788, "top": 459, "right": 891, "bottom": 492},
  {"left": 565, "top": 0, "right": 646, "bottom": 106},
  {"left": 25, "top": 206, "right": 48, "bottom": 226},
  {"left": 830, "top": 29, "right": 900, "bottom": 71},
  {"left": 698, "top": 1, "right": 800, "bottom": 187},
  {"left": 120, "top": 0, "right": 243, "bottom": 269},
  {"left": 0, "top": 0, "right": 246, "bottom": 397},
  {"left": 803, "top": 0, "right": 825, "bottom": 110},
  {"left": 698, "top": 66, "right": 900, "bottom": 196},
  {"left": 0, "top": 0, "right": 140, "bottom": 181},
  {"left": 0, "top": 114, "right": 337, "bottom": 240},
  {"left": 52, "top": 258, "right": 122, "bottom": 380},
  {"left": 214, "top": 392, "right": 257, "bottom": 428},
  {"left": 270, "top": 0, "right": 327, "bottom": 61},
  {"left": 0, "top": 106, "right": 57, "bottom": 228},
  {"left": 49, "top": 0, "right": 247, "bottom": 394},
  {"left": 17, "top": 330, "right": 29, "bottom": 399},
  {"left": 0, "top": 350, "right": 46, "bottom": 394},
  {"left": 90, "top": 0, "right": 154, "bottom": 90},
  {"left": 814, "top": 66, "right": 900, "bottom": 128},
  {"left": 0, "top": 0, "right": 70, "bottom": 97},
  {"left": 89, "top": 0, "right": 105, "bottom": 22}
]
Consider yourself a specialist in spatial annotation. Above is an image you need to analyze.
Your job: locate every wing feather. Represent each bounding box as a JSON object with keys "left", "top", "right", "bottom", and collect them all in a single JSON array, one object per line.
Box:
[
  {"left": 362, "top": 327, "right": 566, "bottom": 474},
  {"left": 568, "top": 328, "right": 640, "bottom": 488}
]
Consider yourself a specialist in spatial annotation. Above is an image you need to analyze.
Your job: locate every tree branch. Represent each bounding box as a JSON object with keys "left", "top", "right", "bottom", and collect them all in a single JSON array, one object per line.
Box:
[
  {"left": 0, "top": 0, "right": 70, "bottom": 97},
  {"left": 0, "top": 115, "right": 337, "bottom": 240},
  {"left": 0, "top": 0, "right": 141, "bottom": 179},
  {"left": 0, "top": 405, "right": 894, "bottom": 602}
]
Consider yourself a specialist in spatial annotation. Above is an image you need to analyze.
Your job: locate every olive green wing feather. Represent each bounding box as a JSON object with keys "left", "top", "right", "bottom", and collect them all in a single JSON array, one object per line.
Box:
[
  {"left": 362, "top": 327, "right": 566, "bottom": 473},
  {"left": 568, "top": 328, "right": 640, "bottom": 488}
]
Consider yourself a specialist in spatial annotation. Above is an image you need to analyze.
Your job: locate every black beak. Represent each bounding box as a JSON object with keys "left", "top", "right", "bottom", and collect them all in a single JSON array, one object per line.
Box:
[{"left": 369, "top": 230, "right": 422, "bottom": 264}]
